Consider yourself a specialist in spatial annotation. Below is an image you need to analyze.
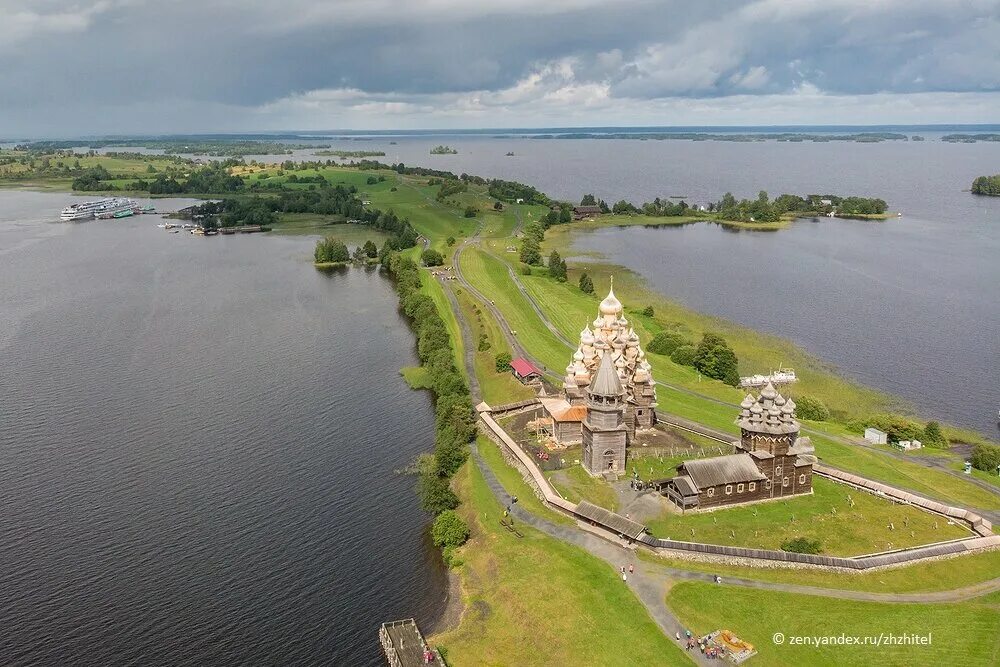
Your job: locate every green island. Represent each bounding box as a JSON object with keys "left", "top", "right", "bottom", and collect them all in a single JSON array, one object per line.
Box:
[
  {"left": 971, "top": 174, "right": 1000, "bottom": 196},
  {"left": 4, "top": 141, "right": 999, "bottom": 666},
  {"left": 430, "top": 145, "right": 459, "bottom": 154},
  {"left": 313, "top": 149, "right": 387, "bottom": 158}
]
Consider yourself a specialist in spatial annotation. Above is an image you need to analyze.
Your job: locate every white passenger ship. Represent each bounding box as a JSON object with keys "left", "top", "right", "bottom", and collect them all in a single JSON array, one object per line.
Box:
[{"left": 60, "top": 197, "right": 137, "bottom": 221}]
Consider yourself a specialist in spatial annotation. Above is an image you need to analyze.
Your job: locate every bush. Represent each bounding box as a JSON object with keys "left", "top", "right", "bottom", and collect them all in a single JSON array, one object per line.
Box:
[
  {"left": 641, "top": 305, "right": 654, "bottom": 317},
  {"left": 464, "top": 206, "right": 477, "bottom": 218},
  {"left": 647, "top": 331, "right": 688, "bottom": 356},
  {"left": 970, "top": 444, "right": 1000, "bottom": 472},
  {"left": 520, "top": 265, "right": 532, "bottom": 275},
  {"left": 795, "top": 395, "right": 830, "bottom": 421},
  {"left": 431, "top": 510, "right": 470, "bottom": 549},
  {"left": 579, "top": 272, "right": 594, "bottom": 294},
  {"left": 446, "top": 236, "right": 456, "bottom": 246},
  {"left": 670, "top": 344, "right": 698, "bottom": 366},
  {"left": 495, "top": 352, "right": 512, "bottom": 373},
  {"left": 477, "top": 334, "right": 491, "bottom": 352},
  {"left": 421, "top": 249, "right": 444, "bottom": 266},
  {"left": 781, "top": 537, "right": 822, "bottom": 554}
]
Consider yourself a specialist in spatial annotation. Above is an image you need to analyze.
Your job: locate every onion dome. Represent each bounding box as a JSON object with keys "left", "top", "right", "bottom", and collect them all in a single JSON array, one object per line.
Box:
[
  {"left": 781, "top": 398, "right": 796, "bottom": 419},
  {"left": 573, "top": 348, "right": 584, "bottom": 362},
  {"left": 760, "top": 381, "right": 778, "bottom": 401},
  {"left": 599, "top": 281, "right": 623, "bottom": 316},
  {"left": 592, "top": 316, "right": 604, "bottom": 329},
  {"left": 580, "top": 325, "right": 595, "bottom": 346},
  {"left": 774, "top": 394, "right": 786, "bottom": 407},
  {"left": 617, "top": 317, "right": 628, "bottom": 328},
  {"left": 627, "top": 329, "right": 640, "bottom": 347}
]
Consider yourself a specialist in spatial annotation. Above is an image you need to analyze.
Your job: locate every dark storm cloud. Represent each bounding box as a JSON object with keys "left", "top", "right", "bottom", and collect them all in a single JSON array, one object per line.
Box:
[{"left": 1, "top": 0, "right": 998, "bottom": 134}]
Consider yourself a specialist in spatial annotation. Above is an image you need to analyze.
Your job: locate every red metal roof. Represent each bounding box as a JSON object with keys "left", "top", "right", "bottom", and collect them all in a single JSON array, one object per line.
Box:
[{"left": 510, "top": 358, "right": 540, "bottom": 376}]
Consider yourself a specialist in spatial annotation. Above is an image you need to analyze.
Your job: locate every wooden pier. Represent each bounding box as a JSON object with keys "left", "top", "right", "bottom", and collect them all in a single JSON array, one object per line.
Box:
[{"left": 379, "top": 619, "right": 440, "bottom": 666}]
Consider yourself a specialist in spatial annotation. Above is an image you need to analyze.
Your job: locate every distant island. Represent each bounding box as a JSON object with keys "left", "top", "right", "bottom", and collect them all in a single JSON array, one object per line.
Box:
[
  {"left": 528, "top": 132, "right": 909, "bottom": 143},
  {"left": 314, "top": 149, "right": 386, "bottom": 158},
  {"left": 971, "top": 174, "right": 1000, "bottom": 196},
  {"left": 943, "top": 134, "right": 1000, "bottom": 143},
  {"left": 430, "top": 145, "right": 458, "bottom": 154},
  {"left": 17, "top": 139, "right": 331, "bottom": 157}
]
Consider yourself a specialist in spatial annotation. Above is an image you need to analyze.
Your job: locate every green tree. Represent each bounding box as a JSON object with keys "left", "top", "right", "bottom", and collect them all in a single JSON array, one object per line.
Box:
[
  {"left": 495, "top": 351, "right": 513, "bottom": 373},
  {"left": 795, "top": 395, "right": 830, "bottom": 421},
  {"left": 579, "top": 272, "right": 594, "bottom": 294},
  {"left": 693, "top": 333, "right": 740, "bottom": 385},
  {"left": 520, "top": 237, "right": 542, "bottom": 265},
  {"left": 641, "top": 305, "right": 654, "bottom": 317},
  {"left": 362, "top": 240, "right": 378, "bottom": 258},
  {"left": 421, "top": 249, "right": 444, "bottom": 266},
  {"left": 446, "top": 236, "right": 456, "bottom": 246},
  {"left": 670, "top": 344, "right": 697, "bottom": 366},
  {"left": 464, "top": 206, "right": 477, "bottom": 218},
  {"left": 548, "top": 250, "right": 567, "bottom": 281},
  {"left": 580, "top": 193, "right": 597, "bottom": 206},
  {"left": 648, "top": 331, "right": 688, "bottom": 356},
  {"left": 971, "top": 443, "right": 1000, "bottom": 472},
  {"left": 922, "top": 421, "right": 948, "bottom": 448}
]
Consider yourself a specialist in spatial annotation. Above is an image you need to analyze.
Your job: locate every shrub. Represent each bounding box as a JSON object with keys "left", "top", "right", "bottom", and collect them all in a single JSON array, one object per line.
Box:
[
  {"left": 970, "top": 444, "right": 1000, "bottom": 472},
  {"left": 641, "top": 305, "right": 655, "bottom": 317},
  {"left": 477, "top": 334, "right": 491, "bottom": 352},
  {"left": 432, "top": 510, "right": 470, "bottom": 549},
  {"left": 579, "top": 272, "right": 594, "bottom": 294},
  {"left": 648, "top": 331, "right": 688, "bottom": 356},
  {"left": 795, "top": 395, "right": 830, "bottom": 421},
  {"left": 520, "top": 265, "right": 532, "bottom": 275},
  {"left": 464, "top": 206, "right": 477, "bottom": 218},
  {"left": 446, "top": 236, "right": 456, "bottom": 246},
  {"left": 670, "top": 344, "right": 698, "bottom": 366},
  {"left": 421, "top": 249, "right": 444, "bottom": 266},
  {"left": 495, "top": 352, "right": 512, "bottom": 373},
  {"left": 781, "top": 537, "right": 822, "bottom": 554}
]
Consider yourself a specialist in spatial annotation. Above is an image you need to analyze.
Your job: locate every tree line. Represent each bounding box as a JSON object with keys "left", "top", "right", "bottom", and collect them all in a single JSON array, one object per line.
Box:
[{"left": 382, "top": 251, "right": 474, "bottom": 564}]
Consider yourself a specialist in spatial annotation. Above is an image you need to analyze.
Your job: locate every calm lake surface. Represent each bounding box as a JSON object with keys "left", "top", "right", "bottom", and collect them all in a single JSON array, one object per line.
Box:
[
  {"left": 279, "top": 135, "right": 1000, "bottom": 438},
  {"left": 0, "top": 189, "right": 445, "bottom": 665}
]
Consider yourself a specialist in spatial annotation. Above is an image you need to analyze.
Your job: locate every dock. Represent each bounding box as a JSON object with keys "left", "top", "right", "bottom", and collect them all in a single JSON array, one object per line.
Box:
[{"left": 379, "top": 619, "right": 440, "bottom": 666}]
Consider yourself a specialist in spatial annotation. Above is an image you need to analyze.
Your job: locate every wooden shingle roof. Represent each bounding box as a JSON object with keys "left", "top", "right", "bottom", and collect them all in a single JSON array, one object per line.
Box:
[{"left": 679, "top": 453, "right": 766, "bottom": 491}]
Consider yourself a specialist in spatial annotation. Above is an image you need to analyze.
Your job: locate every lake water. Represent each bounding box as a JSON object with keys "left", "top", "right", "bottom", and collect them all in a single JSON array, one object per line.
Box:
[
  {"left": 0, "top": 190, "right": 445, "bottom": 665},
  {"left": 271, "top": 134, "right": 999, "bottom": 439}
]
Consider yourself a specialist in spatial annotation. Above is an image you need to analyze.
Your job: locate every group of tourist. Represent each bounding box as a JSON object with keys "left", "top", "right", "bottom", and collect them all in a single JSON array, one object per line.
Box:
[{"left": 676, "top": 630, "right": 727, "bottom": 659}]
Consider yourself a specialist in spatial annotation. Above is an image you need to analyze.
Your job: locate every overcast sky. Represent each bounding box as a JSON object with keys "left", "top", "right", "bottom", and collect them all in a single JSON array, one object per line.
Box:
[{"left": 3, "top": 0, "right": 999, "bottom": 137}]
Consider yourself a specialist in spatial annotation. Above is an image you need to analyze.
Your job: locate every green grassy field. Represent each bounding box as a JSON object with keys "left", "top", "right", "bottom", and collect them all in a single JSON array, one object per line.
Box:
[
  {"left": 666, "top": 582, "right": 1000, "bottom": 666},
  {"left": 453, "top": 286, "right": 534, "bottom": 405},
  {"left": 431, "top": 456, "right": 689, "bottom": 666},
  {"left": 645, "top": 477, "right": 969, "bottom": 555},
  {"left": 545, "top": 463, "right": 620, "bottom": 511}
]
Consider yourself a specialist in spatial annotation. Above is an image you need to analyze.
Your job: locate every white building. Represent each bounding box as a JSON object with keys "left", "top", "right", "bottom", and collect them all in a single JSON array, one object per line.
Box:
[{"left": 864, "top": 427, "right": 888, "bottom": 445}]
